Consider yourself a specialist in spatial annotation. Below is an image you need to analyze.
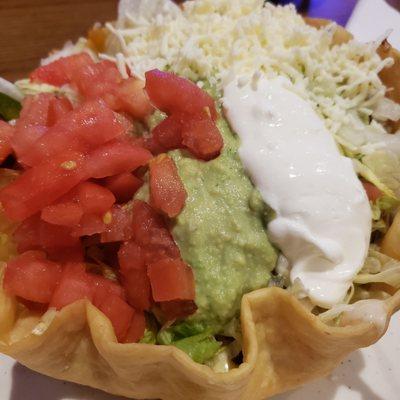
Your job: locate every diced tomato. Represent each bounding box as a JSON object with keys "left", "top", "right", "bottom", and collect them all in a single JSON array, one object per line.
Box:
[
  {"left": 151, "top": 113, "right": 183, "bottom": 151},
  {"left": 92, "top": 275, "right": 125, "bottom": 307},
  {"left": 147, "top": 258, "right": 195, "bottom": 302},
  {"left": 71, "top": 213, "right": 106, "bottom": 237},
  {"left": 17, "top": 93, "right": 54, "bottom": 127},
  {"left": 0, "top": 121, "right": 14, "bottom": 163},
  {"left": 145, "top": 70, "right": 217, "bottom": 120},
  {"left": 160, "top": 300, "right": 197, "bottom": 320},
  {"left": 41, "top": 202, "right": 83, "bottom": 227},
  {"left": 4, "top": 251, "right": 62, "bottom": 303},
  {"left": 113, "top": 78, "right": 153, "bottom": 119},
  {"left": 47, "top": 97, "right": 73, "bottom": 126},
  {"left": 131, "top": 200, "right": 180, "bottom": 261},
  {"left": 123, "top": 310, "right": 146, "bottom": 343},
  {"left": 122, "top": 267, "right": 152, "bottom": 311},
  {"left": 103, "top": 173, "right": 142, "bottom": 203},
  {"left": 13, "top": 215, "right": 79, "bottom": 252},
  {"left": 72, "top": 60, "right": 122, "bottom": 100},
  {"left": 181, "top": 113, "right": 223, "bottom": 161},
  {"left": 118, "top": 241, "right": 146, "bottom": 273},
  {"left": 40, "top": 219, "right": 79, "bottom": 249},
  {"left": 50, "top": 263, "right": 94, "bottom": 309},
  {"left": 85, "top": 141, "right": 152, "bottom": 179},
  {"left": 30, "top": 53, "right": 94, "bottom": 87},
  {"left": 20, "top": 100, "right": 126, "bottom": 166},
  {"left": 46, "top": 244, "right": 84, "bottom": 264},
  {"left": 97, "top": 294, "right": 134, "bottom": 341},
  {"left": 12, "top": 94, "right": 53, "bottom": 160},
  {"left": 149, "top": 154, "right": 187, "bottom": 218},
  {"left": 135, "top": 135, "right": 166, "bottom": 156},
  {"left": 75, "top": 182, "right": 115, "bottom": 215},
  {"left": 0, "top": 151, "right": 87, "bottom": 221},
  {"left": 362, "top": 180, "right": 382, "bottom": 202},
  {"left": 130, "top": 200, "right": 165, "bottom": 245},
  {"left": 100, "top": 205, "right": 133, "bottom": 243},
  {"left": 13, "top": 215, "right": 41, "bottom": 252}
]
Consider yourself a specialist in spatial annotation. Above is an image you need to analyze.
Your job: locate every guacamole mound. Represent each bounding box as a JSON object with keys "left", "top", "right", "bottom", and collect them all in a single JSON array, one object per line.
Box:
[{"left": 170, "top": 118, "right": 277, "bottom": 331}]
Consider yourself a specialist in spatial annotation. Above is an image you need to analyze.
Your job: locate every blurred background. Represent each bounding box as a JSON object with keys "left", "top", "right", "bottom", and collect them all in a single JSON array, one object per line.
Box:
[{"left": 0, "top": 0, "right": 399, "bottom": 81}]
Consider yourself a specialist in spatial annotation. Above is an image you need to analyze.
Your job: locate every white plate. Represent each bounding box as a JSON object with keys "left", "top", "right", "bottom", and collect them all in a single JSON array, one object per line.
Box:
[{"left": 0, "top": 312, "right": 399, "bottom": 400}]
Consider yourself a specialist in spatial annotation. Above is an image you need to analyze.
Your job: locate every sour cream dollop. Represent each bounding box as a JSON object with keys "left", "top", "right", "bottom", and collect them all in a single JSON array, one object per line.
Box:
[{"left": 223, "top": 77, "right": 372, "bottom": 308}]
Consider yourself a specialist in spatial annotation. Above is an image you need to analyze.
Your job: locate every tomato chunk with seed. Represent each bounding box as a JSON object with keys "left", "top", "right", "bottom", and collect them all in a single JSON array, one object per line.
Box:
[
  {"left": 122, "top": 268, "right": 152, "bottom": 311},
  {"left": 30, "top": 53, "right": 94, "bottom": 87},
  {"left": 47, "top": 97, "right": 73, "bottom": 126},
  {"left": 123, "top": 310, "right": 146, "bottom": 343},
  {"left": 0, "top": 151, "right": 87, "bottom": 221},
  {"left": 92, "top": 275, "right": 125, "bottom": 307},
  {"left": 50, "top": 263, "right": 94, "bottom": 309},
  {"left": 85, "top": 141, "right": 152, "bottom": 179},
  {"left": 118, "top": 241, "right": 146, "bottom": 273},
  {"left": 145, "top": 69, "right": 217, "bottom": 120},
  {"left": 0, "top": 121, "right": 14, "bottom": 163},
  {"left": 149, "top": 154, "right": 187, "bottom": 218},
  {"left": 182, "top": 113, "right": 223, "bottom": 161},
  {"left": 147, "top": 258, "right": 195, "bottom": 302},
  {"left": 75, "top": 182, "right": 115, "bottom": 215},
  {"left": 101, "top": 205, "right": 133, "bottom": 243},
  {"left": 97, "top": 294, "right": 134, "bottom": 341},
  {"left": 41, "top": 202, "right": 83, "bottom": 227},
  {"left": 113, "top": 78, "right": 153, "bottom": 119},
  {"left": 4, "top": 251, "right": 62, "bottom": 303},
  {"left": 20, "top": 100, "right": 126, "bottom": 166},
  {"left": 362, "top": 180, "right": 382, "bottom": 202},
  {"left": 151, "top": 113, "right": 183, "bottom": 151},
  {"left": 103, "top": 173, "right": 142, "bottom": 203}
]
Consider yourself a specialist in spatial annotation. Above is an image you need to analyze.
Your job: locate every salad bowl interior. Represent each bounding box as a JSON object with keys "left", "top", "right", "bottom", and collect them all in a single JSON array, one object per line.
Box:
[{"left": 0, "top": 6, "right": 399, "bottom": 400}]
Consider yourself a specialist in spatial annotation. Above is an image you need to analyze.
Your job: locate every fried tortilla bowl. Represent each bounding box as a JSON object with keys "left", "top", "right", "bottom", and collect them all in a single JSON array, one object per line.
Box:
[{"left": 1, "top": 19, "right": 400, "bottom": 400}]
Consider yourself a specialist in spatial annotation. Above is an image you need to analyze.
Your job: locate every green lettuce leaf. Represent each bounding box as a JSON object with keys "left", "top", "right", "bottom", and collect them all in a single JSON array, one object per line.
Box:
[
  {"left": 0, "top": 92, "right": 21, "bottom": 121},
  {"left": 139, "top": 329, "right": 157, "bottom": 344},
  {"left": 156, "top": 321, "right": 221, "bottom": 363},
  {"left": 173, "top": 332, "right": 221, "bottom": 364}
]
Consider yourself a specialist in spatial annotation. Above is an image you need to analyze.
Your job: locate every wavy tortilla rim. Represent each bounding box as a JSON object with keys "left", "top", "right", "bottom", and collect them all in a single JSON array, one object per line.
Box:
[{"left": 0, "top": 19, "right": 400, "bottom": 400}]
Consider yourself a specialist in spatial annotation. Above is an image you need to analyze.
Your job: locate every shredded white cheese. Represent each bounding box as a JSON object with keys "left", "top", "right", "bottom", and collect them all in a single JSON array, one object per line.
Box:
[{"left": 104, "top": 0, "right": 394, "bottom": 142}]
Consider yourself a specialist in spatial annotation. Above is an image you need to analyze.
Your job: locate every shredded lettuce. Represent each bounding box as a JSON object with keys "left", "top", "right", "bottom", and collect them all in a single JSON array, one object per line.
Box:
[
  {"left": 354, "top": 246, "right": 400, "bottom": 288},
  {"left": 156, "top": 321, "right": 221, "bottom": 363},
  {"left": 370, "top": 194, "right": 400, "bottom": 233},
  {"left": 173, "top": 332, "right": 221, "bottom": 364},
  {"left": 139, "top": 329, "right": 157, "bottom": 344},
  {"left": 338, "top": 120, "right": 400, "bottom": 200},
  {"left": 15, "top": 79, "right": 78, "bottom": 104},
  {"left": 0, "top": 92, "right": 21, "bottom": 121},
  {"left": 40, "top": 38, "right": 93, "bottom": 66},
  {"left": 0, "top": 77, "right": 23, "bottom": 102}
]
